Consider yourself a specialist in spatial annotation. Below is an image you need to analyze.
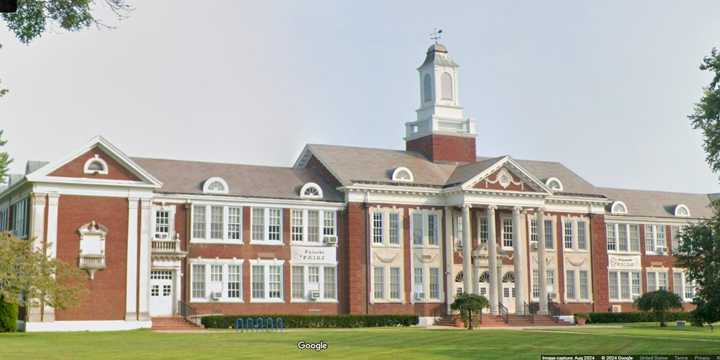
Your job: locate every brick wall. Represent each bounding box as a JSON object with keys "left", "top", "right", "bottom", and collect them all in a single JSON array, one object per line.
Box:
[
  {"left": 49, "top": 146, "right": 140, "bottom": 181},
  {"left": 406, "top": 134, "right": 476, "bottom": 163}
]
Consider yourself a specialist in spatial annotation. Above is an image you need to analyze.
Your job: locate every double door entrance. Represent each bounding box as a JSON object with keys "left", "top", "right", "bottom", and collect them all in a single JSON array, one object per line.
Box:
[{"left": 149, "top": 270, "right": 174, "bottom": 316}]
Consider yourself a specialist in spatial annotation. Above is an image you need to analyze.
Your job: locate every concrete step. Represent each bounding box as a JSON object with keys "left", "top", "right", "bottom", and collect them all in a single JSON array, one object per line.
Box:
[{"left": 151, "top": 316, "right": 202, "bottom": 330}]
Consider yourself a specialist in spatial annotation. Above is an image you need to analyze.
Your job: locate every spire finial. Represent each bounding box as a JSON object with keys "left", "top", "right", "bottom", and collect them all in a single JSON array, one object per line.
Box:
[{"left": 430, "top": 28, "right": 443, "bottom": 44}]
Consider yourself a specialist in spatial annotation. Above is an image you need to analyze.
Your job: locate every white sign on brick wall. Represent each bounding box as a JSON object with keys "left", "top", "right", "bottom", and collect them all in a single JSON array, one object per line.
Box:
[
  {"left": 291, "top": 246, "right": 336, "bottom": 264},
  {"left": 608, "top": 254, "right": 641, "bottom": 270}
]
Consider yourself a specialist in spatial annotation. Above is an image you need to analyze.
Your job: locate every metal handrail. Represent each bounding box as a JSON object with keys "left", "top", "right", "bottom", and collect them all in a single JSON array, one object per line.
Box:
[
  {"left": 548, "top": 300, "right": 562, "bottom": 323},
  {"left": 498, "top": 302, "right": 509, "bottom": 324},
  {"left": 178, "top": 300, "right": 199, "bottom": 325}
]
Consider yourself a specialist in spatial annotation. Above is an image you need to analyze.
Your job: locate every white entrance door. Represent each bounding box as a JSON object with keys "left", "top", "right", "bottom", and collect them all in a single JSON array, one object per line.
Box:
[
  {"left": 502, "top": 283, "right": 516, "bottom": 314},
  {"left": 150, "top": 270, "right": 174, "bottom": 316}
]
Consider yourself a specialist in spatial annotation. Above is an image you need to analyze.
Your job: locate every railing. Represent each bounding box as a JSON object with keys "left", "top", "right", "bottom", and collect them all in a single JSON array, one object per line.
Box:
[
  {"left": 548, "top": 301, "right": 562, "bottom": 323},
  {"left": 152, "top": 238, "right": 181, "bottom": 253},
  {"left": 525, "top": 301, "right": 538, "bottom": 323},
  {"left": 178, "top": 300, "right": 200, "bottom": 326},
  {"left": 498, "top": 302, "right": 509, "bottom": 324},
  {"left": 79, "top": 254, "right": 106, "bottom": 269}
]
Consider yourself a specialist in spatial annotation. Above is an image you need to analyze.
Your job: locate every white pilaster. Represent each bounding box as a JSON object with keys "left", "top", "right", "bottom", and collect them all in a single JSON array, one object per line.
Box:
[
  {"left": 444, "top": 206, "right": 454, "bottom": 313},
  {"left": 512, "top": 206, "right": 525, "bottom": 314},
  {"left": 138, "top": 198, "right": 152, "bottom": 320},
  {"left": 487, "top": 205, "right": 499, "bottom": 315},
  {"left": 125, "top": 197, "right": 139, "bottom": 321},
  {"left": 537, "top": 208, "right": 548, "bottom": 315},
  {"left": 461, "top": 204, "right": 472, "bottom": 295},
  {"left": 44, "top": 192, "right": 59, "bottom": 321},
  {"left": 28, "top": 193, "right": 47, "bottom": 322}
]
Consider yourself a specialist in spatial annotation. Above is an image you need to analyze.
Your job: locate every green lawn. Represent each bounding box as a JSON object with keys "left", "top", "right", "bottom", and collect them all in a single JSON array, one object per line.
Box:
[{"left": 2, "top": 324, "right": 720, "bottom": 359}]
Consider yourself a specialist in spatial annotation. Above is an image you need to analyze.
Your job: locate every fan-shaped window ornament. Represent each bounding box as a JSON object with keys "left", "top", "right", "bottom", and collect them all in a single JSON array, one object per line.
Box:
[
  {"left": 545, "top": 177, "right": 563, "bottom": 192},
  {"left": 478, "top": 271, "right": 491, "bottom": 283},
  {"left": 300, "top": 182, "right": 323, "bottom": 199},
  {"left": 502, "top": 272, "right": 515, "bottom": 283},
  {"left": 202, "top": 177, "right": 229, "bottom": 194},
  {"left": 610, "top": 201, "right": 628, "bottom": 215},
  {"left": 83, "top": 155, "right": 109, "bottom": 175},
  {"left": 675, "top": 204, "right": 690, "bottom": 217},
  {"left": 391, "top": 167, "right": 414, "bottom": 183}
]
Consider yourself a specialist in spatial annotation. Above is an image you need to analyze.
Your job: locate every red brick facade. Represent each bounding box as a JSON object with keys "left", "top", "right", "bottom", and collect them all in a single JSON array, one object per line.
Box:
[
  {"left": 49, "top": 146, "right": 141, "bottom": 181},
  {"left": 406, "top": 134, "right": 476, "bottom": 163}
]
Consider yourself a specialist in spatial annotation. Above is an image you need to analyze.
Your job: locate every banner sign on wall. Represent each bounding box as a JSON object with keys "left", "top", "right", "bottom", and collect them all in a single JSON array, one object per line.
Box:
[{"left": 291, "top": 246, "right": 336, "bottom": 264}]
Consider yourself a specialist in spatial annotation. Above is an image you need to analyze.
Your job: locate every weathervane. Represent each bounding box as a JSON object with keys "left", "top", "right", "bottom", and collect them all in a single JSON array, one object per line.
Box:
[{"left": 430, "top": 28, "right": 443, "bottom": 43}]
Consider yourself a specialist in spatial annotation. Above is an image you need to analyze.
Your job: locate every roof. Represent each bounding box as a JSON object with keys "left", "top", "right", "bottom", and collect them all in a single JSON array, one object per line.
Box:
[
  {"left": 25, "top": 161, "right": 49, "bottom": 175},
  {"left": 598, "top": 187, "right": 713, "bottom": 219},
  {"left": 132, "top": 157, "right": 343, "bottom": 202},
  {"left": 419, "top": 42, "right": 459, "bottom": 68}
]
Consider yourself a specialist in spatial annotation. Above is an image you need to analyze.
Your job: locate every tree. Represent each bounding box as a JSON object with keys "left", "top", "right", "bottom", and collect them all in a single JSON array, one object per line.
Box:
[
  {"left": 450, "top": 293, "right": 489, "bottom": 330},
  {"left": 676, "top": 217, "right": 720, "bottom": 328},
  {"left": 0, "top": 232, "right": 87, "bottom": 318},
  {"left": 691, "top": 48, "right": 720, "bottom": 176},
  {"left": 634, "top": 289, "right": 683, "bottom": 327},
  {"left": 0, "top": 0, "right": 132, "bottom": 99},
  {"left": 0, "top": 130, "right": 11, "bottom": 184}
]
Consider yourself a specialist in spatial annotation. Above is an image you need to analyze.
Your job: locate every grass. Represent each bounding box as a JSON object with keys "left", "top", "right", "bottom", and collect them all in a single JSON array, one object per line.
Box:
[{"left": 1, "top": 324, "right": 720, "bottom": 359}]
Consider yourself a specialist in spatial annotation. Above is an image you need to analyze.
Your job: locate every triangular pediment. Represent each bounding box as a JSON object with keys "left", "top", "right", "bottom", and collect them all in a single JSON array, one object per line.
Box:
[
  {"left": 461, "top": 156, "right": 551, "bottom": 194},
  {"left": 27, "top": 136, "right": 162, "bottom": 188}
]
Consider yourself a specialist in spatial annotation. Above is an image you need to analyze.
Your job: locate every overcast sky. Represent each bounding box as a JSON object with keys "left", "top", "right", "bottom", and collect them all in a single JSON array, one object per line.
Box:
[{"left": 1, "top": 1, "right": 719, "bottom": 193}]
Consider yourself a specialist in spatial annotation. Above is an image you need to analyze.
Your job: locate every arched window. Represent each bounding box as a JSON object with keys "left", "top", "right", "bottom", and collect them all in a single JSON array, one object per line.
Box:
[
  {"left": 202, "top": 177, "right": 229, "bottom": 194},
  {"left": 441, "top": 72, "right": 453, "bottom": 100},
  {"left": 502, "top": 272, "right": 515, "bottom": 283},
  {"left": 675, "top": 204, "right": 690, "bottom": 217},
  {"left": 300, "top": 182, "right": 323, "bottom": 199},
  {"left": 391, "top": 166, "right": 414, "bottom": 183},
  {"left": 545, "top": 177, "right": 563, "bottom": 192},
  {"left": 478, "top": 271, "right": 491, "bottom": 283},
  {"left": 423, "top": 73, "right": 433, "bottom": 103},
  {"left": 83, "top": 154, "right": 109, "bottom": 175},
  {"left": 610, "top": 201, "right": 628, "bottom": 215}
]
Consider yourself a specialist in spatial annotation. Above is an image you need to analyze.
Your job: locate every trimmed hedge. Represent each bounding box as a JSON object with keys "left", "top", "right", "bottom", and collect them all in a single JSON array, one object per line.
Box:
[
  {"left": 0, "top": 300, "right": 18, "bottom": 332},
  {"left": 202, "top": 314, "right": 419, "bottom": 329},
  {"left": 580, "top": 311, "right": 691, "bottom": 324}
]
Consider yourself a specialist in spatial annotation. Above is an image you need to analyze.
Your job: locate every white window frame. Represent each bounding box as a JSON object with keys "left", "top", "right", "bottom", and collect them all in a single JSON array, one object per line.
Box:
[
  {"left": 409, "top": 209, "right": 442, "bottom": 248},
  {"left": 289, "top": 209, "right": 337, "bottom": 246},
  {"left": 606, "top": 223, "right": 641, "bottom": 254},
  {"left": 370, "top": 208, "right": 403, "bottom": 248},
  {"left": 644, "top": 224, "right": 667, "bottom": 255},
  {"left": 202, "top": 177, "right": 229, "bottom": 194},
  {"left": 608, "top": 270, "right": 641, "bottom": 302},
  {"left": 646, "top": 268, "right": 669, "bottom": 292},
  {"left": 152, "top": 205, "right": 176, "bottom": 240},
  {"left": 0, "top": 206, "right": 8, "bottom": 232},
  {"left": 249, "top": 259, "right": 285, "bottom": 303},
  {"left": 83, "top": 154, "right": 109, "bottom": 175},
  {"left": 672, "top": 269, "right": 696, "bottom": 302},
  {"left": 189, "top": 259, "right": 244, "bottom": 303},
  {"left": 289, "top": 264, "right": 338, "bottom": 303},
  {"left": 249, "top": 207, "right": 283, "bottom": 245},
  {"left": 372, "top": 264, "right": 404, "bottom": 303},
  {"left": 501, "top": 216, "right": 513, "bottom": 250},
  {"left": 561, "top": 217, "right": 590, "bottom": 252},
  {"left": 190, "top": 204, "right": 244, "bottom": 244},
  {"left": 11, "top": 198, "right": 29, "bottom": 239}
]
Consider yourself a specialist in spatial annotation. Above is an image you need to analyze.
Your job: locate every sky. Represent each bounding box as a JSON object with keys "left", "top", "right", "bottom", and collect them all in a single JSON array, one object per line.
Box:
[{"left": 0, "top": 0, "right": 719, "bottom": 193}]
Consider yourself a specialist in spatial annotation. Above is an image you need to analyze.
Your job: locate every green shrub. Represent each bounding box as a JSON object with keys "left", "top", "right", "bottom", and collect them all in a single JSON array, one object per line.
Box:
[
  {"left": 0, "top": 299, "right": 18, "bottom": 332},
  {"left": 582, "top": 311, "right": 690, "bottom": 324},
  {"left": 201, "top": 314, "right": 419, "bottom": 329}
]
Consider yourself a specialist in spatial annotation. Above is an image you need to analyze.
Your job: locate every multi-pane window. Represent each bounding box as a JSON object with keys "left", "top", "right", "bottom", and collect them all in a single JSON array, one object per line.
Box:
[
  {"left": 606, "top": 224, "right": 617, "bottom": 251},
  {"left": 577, "top": 221, "right": 587, "bottom": 250},
  {"left": 547, "top": 270, "right": 556, "bottom": 296},
  {"left": 251, "top": 208, "right": 283, "bottom": 243},
  {"left": 192, "top": 205, "right": 206, "bottom": 239},
  {"left": 291, "top": 210, "right": 304, "bottom": 242},
  {"left": 250, "top": 263, "right": 285, "bottom": 300},
  {"left": 579, "top": 270, "right": 589, "bottom": 300},
  {"left": 629, "top": 224, "right": 640, "bottom": 252},
  {"left": 428, "top": 214, "right": 438, "bottom": 246},
  {"left": 645, "top": 224, "right": 667, "bottom": 254},
  {"left": 631, "top": 272, "right": 641, "bottom": 299},
  {"left": 502, "top": 218, "right": 513, "bottom": 248},
  {"left": 0, "top": 207, "right": 8, "bottom": 232},
  {"left": 673, "top": 271, "right": 683, "bottom": 298},
  {"left": 620, "top": 272, "right": 630, "bottom": 300},
  {"left": 192, "top": 264, "right": 205, "bottom": 299},
  {"left": 455, "top": 216, "right": 463, "bottom": 249},
  {"left": 532, "top": 269, "right": 556, "bottom": 300},
  {"left": 372, "top": 212, "right": 384, "bottom": 244},
  {"left": 210, "top": 206, "right": 224, "bottom": 240},
  {"left": 618, "top": 224, "right": 628, "bottom": 251},
  {"left": 530, "top": 219, "right": 538, "bottom": 244},
  {"left": 479, "top": 217, "right": 488, "bottom": 244},
  {"left": 544, "top": 220, "right": 554, "bottom": 249},
  {"left": 429, "top": 268, "right": 440, "bottom": 299},
  {"left": 227, "top": 265, "right": 242, "bottom": 298},
  {"left": 252, "top": 208, "right": 265, "bottom": 241},
  {"left": 389, "top": 213, "right": 400, "bottom": 245},
  {"left": 323, "top": 211, "right": 336, "bottom": 238},
  {"left": 292, "top": 266, "right": 304, "bottom": 299},
  {"left": 532, "top": 270, "right": 540, "bottom": 299},
  {"left": 647, "top": 270, "right": 668, "bottom": 292},
  {"left": 390, "top": 267, "right": 401, "bottom": 300},
  {"left": 227, "top": 207, "right": 242, "bottom": 240},
  {"left": 671, "top": 226, "right": 681, "bottom": 253},
  {"left": 412, "top": 213, "right": 423, "bottom": 245},
  {"left": 154, "top": 210, "right": 170, "bottom": 239},
  {"left": 268, "top": 209, "right": 281, "bottom": 241},
  {"left": 323, "top": 267, "right": 336, "bottom": 299},
  {"left": 11, "top": 198, "right": 29, "bottom": 239},
  {"left": 672, "top": 271, "right": 696, "bottom": 301},
  {"left": 563, "top": 221, "right": 573, "bottom": 249},
  {"left": 565, "top": 270, "right": 576, "bottom": 300},
  {"left": 414, "top": 267, "right": 425, "bottom": 300},
  {"left": 607, "top": 223, "right": 640, "bottom": 253},
  {"left": 307, "top": 210, "right": 320, "bottom": 242},
  {"left": 373, "top": 266, "right": 385, "bottom": 299},
  {"left": 608, "top": 272, "right": 619, "bottom": 300}
]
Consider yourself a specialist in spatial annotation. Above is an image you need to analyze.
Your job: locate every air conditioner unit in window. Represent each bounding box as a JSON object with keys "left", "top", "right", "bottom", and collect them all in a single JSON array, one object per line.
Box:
[
  {"left": 323, "top": 236, "right": 337, "bottom": 246},
  {"left": 309, "top": 290, "right": 321, "bottom": 301},
  {"left": 210, "top": 292, "right": 222, "bottom": 301},
  {"left": 611, "top": 305, "right": 622, "bottom": 313},
  {"left": 656, "top": 248, "right": 666, "bottom": 255},
  {"left": 414, "top": 294, "right": 425, "bottom": 301}
]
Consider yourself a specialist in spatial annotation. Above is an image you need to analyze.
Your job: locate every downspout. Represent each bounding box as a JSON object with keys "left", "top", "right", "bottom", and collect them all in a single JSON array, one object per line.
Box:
[{"left": 364, "top": 191, "right": 370, "bottom": 315}]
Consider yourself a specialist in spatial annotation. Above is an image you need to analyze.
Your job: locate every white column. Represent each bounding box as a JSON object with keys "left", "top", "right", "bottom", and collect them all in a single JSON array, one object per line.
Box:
[
  {"left": 512, "top": 206, "right": 525, "bottom": 314},
  {"left": 28, "top": 193, "right": 47, "bottom": 322},
  {"left": 487, "top": 205, "right": 499, "bottom": 315},
  {"left": 444, "top": 206, "right": 454, "bottom": 313},
  {"left": 126, "top": 197, "right": 139, "bottom": 321},
  {"left": 461, "top": 204, "right": 472, "bottom": 294},
  {"left": 537, "top": 208, "right": 548, "bottom": 315},
  {"left": 44, "top": 192, "right": 59, "bottom": 321},
  {"left": 138, "top": 198, "right": 153, "bottom": 321}
]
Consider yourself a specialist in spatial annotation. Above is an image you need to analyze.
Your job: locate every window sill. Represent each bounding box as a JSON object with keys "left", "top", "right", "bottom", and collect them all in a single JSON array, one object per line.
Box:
[
  {"left": 607, "top": 250, "right": 641, "bottom": 255},
  {"left": 249, "top": 241, "right": 284, "bottom": 246},
  {"left": 412, "top": 299, "right": 444, "bottom": 304},
  {"left": 371, "top": 300, "right": 404, "bottom": 304},
  {"left": 190, "top": 299, "right": 244, "bottom": 304},
  {"left": 190, "top": 239, "right": 244, "bottom": 245},
  {"left": 412, "top": 244, "right": 441, "bottom": 249},
  {"left": 290, "top": 299, "right": 339, "bottom": 304},
  {"left": 250, "top": 299, "right": 285, "bottom": 303}
]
